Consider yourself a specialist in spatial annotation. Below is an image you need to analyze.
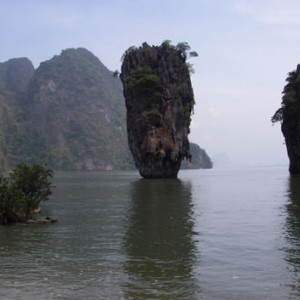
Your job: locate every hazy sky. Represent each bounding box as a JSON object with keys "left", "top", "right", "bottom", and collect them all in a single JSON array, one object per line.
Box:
[{"left": 1, "top": 0, "right": 300, "bottom": 166}]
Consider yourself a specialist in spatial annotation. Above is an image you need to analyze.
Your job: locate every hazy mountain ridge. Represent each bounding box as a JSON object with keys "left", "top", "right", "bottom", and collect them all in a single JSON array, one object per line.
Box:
[
  {"left": 181, "top": 143, "right": 213, "bottom": 169},
  {"left": 0, "top": 57, "right": 34, "bottom": 94},
  {"left": 0, "top": 48, "right": 211, "bottom": 170},
  {"left": 0, "top": 58, "right": 35, "bottom": 168},
  {"left": 0, "top": 48, "right": 132, "bottom": 170}
]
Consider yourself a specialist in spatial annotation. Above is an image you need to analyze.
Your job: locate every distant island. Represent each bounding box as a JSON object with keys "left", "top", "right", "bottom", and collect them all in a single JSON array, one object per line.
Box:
[
  {"left": 181, "top": 143, "right": 213, "bottom": 169},
  {"left": 0, "top": 47, "right": 212, "bottom": 171}
]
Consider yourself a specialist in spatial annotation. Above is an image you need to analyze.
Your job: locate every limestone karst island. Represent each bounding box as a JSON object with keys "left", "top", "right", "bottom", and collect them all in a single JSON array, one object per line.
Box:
[
  {"left": 272, "top": 64, "right": 300, "bottom": 174},
  {"left": 121, "top": 41, "right": 197, "bottom": 178}
]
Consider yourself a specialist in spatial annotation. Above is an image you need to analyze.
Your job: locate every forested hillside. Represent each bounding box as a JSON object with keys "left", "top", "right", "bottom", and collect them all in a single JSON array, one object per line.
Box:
[
  {"left": 0, "top": 48, "right": 211, "bottom": 170},
  {"left": 0, "top": 48, "right": 132, "bottom": 170}
]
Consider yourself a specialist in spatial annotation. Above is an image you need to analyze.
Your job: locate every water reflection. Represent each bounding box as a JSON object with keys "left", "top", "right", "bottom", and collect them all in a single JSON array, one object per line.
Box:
[
  {"left": 284, "top": 175, "right": 300, "bottom": 296},
  {"left": 123, "top": 178, "right": 200, "bottom": 299}
]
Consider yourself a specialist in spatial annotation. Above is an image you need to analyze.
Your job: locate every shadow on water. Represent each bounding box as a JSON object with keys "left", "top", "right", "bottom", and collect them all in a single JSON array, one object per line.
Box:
[
  {"left": 122, "top": 178, "right": 200, "bottom": 299},
  {"left": 284, "top": 175, "right": 300, "bottom": 297}
]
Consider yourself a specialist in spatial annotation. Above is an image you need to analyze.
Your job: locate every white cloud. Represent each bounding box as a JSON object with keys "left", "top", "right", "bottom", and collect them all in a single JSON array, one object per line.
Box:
[{"left": 234, "top": 0, "right": 300, "bottom": 25}]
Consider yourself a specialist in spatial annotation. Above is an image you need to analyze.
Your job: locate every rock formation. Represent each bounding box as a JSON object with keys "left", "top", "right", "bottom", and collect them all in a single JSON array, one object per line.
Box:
[
  {"left": 22, "top": 48, "right": 131, "bottom": 170},
  {"left": 181, "top": 143, "right": 213, "bottom": 169},
  {"left": 0, "top": 49, "right": 133, "bottom": 170},
  {"left": 120, "top": 42, "right": 195, "bottom": 178},
  {"left": 272, "top": 64, "right": 300, "bottom": 174},
  {"left": 0, "top": 57, "right": 34, "bottom": 94},
  {"left": 0, "top": 58, "right": 35, "bottom": 169}
]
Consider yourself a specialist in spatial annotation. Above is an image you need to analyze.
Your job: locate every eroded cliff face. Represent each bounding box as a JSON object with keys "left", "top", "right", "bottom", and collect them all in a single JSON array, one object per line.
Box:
[
  {"left": 23, "top": 48, "right": 131, "bottom": 170},
  {"left": 272, "top": 64, "right": 300, "bottom": 174},
  {"left": 120, "top": 42, "right": 195, "bottom": 178},
  {"left": 0, "top": 48, "right": 133, "bottom": 171}
]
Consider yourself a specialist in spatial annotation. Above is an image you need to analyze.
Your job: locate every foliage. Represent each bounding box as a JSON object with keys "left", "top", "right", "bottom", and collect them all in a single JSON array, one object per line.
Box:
[
  {"left": 164, "top": 40, "right": 198, "bottom": 73},
  {"left": 161, "top": 39, "right": 172, "bottom": 47},
  {"left": 126, "top": 66, "right": 163, "bottom": 100},
  {"left": 271, "top": 107, "right": 283, "bottom": 124},
  {"left": 161, "top": 40, "right": 198, "bottom": 61},
  {"left": 0, "top": 164, "right": 54, "bottom": 225},
  {"left": 189, "top": 51, "right": 199, "bottom": 58},
  {"left": 271, "top": 67, "right": 300, "bottom": 125},
  {"left": 122, "top": 40, "right": 199, "bottom": 75},
  {"left": 138, "top": 109, "right": 162, "bottom": 127},
  {"left": 11, "top": 164, "right": 54, "bottom": 212},
  {"left": 112, "top": 70, "right": 119, "bottom": 77},
  {"left": 175, "top": 42, "right": 191, "bottom": 60},
  {"left": 0, "top": 176, "right": 24, "bottom": 224},
  {"left": 121, "top": 46, "right": 137, "bottom": 62}
]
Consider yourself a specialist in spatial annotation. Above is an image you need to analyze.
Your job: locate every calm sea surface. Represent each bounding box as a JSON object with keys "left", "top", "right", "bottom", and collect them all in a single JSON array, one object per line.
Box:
[{"left": 1, "top": 167, "right": 300, "bottom": 299}]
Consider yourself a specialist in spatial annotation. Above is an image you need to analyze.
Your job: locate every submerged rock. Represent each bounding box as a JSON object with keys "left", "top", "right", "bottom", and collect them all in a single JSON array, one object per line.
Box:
[
  {"left": 26, "top": 216, "right": 57, "bottom": 225},
  {"left": 120, "top": 42, "right": 195, "bottom": 178}
]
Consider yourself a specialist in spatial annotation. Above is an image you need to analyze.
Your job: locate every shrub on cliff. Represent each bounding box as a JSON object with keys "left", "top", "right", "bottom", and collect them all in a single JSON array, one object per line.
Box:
[
  {"left": 271, "top": 68, "right": 300, "bottom": 125},
  {"left": 0, "top": 164, "right": 54, "bottom": 225}
]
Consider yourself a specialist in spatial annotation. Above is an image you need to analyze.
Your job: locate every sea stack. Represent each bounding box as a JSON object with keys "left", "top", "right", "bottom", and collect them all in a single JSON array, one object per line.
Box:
[
  {"left": 272, "top": 64, "right": 300, "bottom": 174},
  {"left": 120, "top": 41, "right": 196, "bottom": 178}
]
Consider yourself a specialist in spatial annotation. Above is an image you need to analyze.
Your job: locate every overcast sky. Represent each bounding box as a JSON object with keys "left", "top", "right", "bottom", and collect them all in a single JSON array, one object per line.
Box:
[{"left": 1, "top": 0, "right": 300, "bottom": 167}]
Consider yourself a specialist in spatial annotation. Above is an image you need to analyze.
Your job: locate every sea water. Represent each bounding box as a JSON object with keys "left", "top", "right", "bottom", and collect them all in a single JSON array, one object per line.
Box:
[{"left": 0, "top": 167, "right": 299, "bottom": 299}]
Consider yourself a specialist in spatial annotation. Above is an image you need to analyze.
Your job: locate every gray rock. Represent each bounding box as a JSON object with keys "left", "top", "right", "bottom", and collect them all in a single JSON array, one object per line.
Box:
[{"left": 120, "top": 42, "right": 194, "bottom": 178}]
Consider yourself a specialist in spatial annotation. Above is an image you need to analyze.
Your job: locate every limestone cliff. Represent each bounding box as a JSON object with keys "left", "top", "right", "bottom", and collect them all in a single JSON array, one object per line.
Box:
[
  {"left": 21, "top": 48, "right": 131, "bottom": 170},
  {"left": 0, "top": 57, "right": 34, "bottom": 94},
  {"left": 272, "top": 64, "right": 300, "bottom": 174},
  {"left": 0, "top": 49, "right": 133, "bottom": 170},
  {"left": 181, "top": 143, "right": 213, "bottom": 169},
  {"left": 120, "top": 42, "right": 195, "bottom": 178},
  {"left": 0, "top": 58, "right": 34, "bottom": 168}
]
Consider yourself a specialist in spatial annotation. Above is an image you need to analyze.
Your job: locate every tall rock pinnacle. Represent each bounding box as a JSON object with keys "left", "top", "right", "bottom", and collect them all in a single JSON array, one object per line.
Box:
[{"left": 120, "top": 41, "right": 196, "bottom": 178}]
